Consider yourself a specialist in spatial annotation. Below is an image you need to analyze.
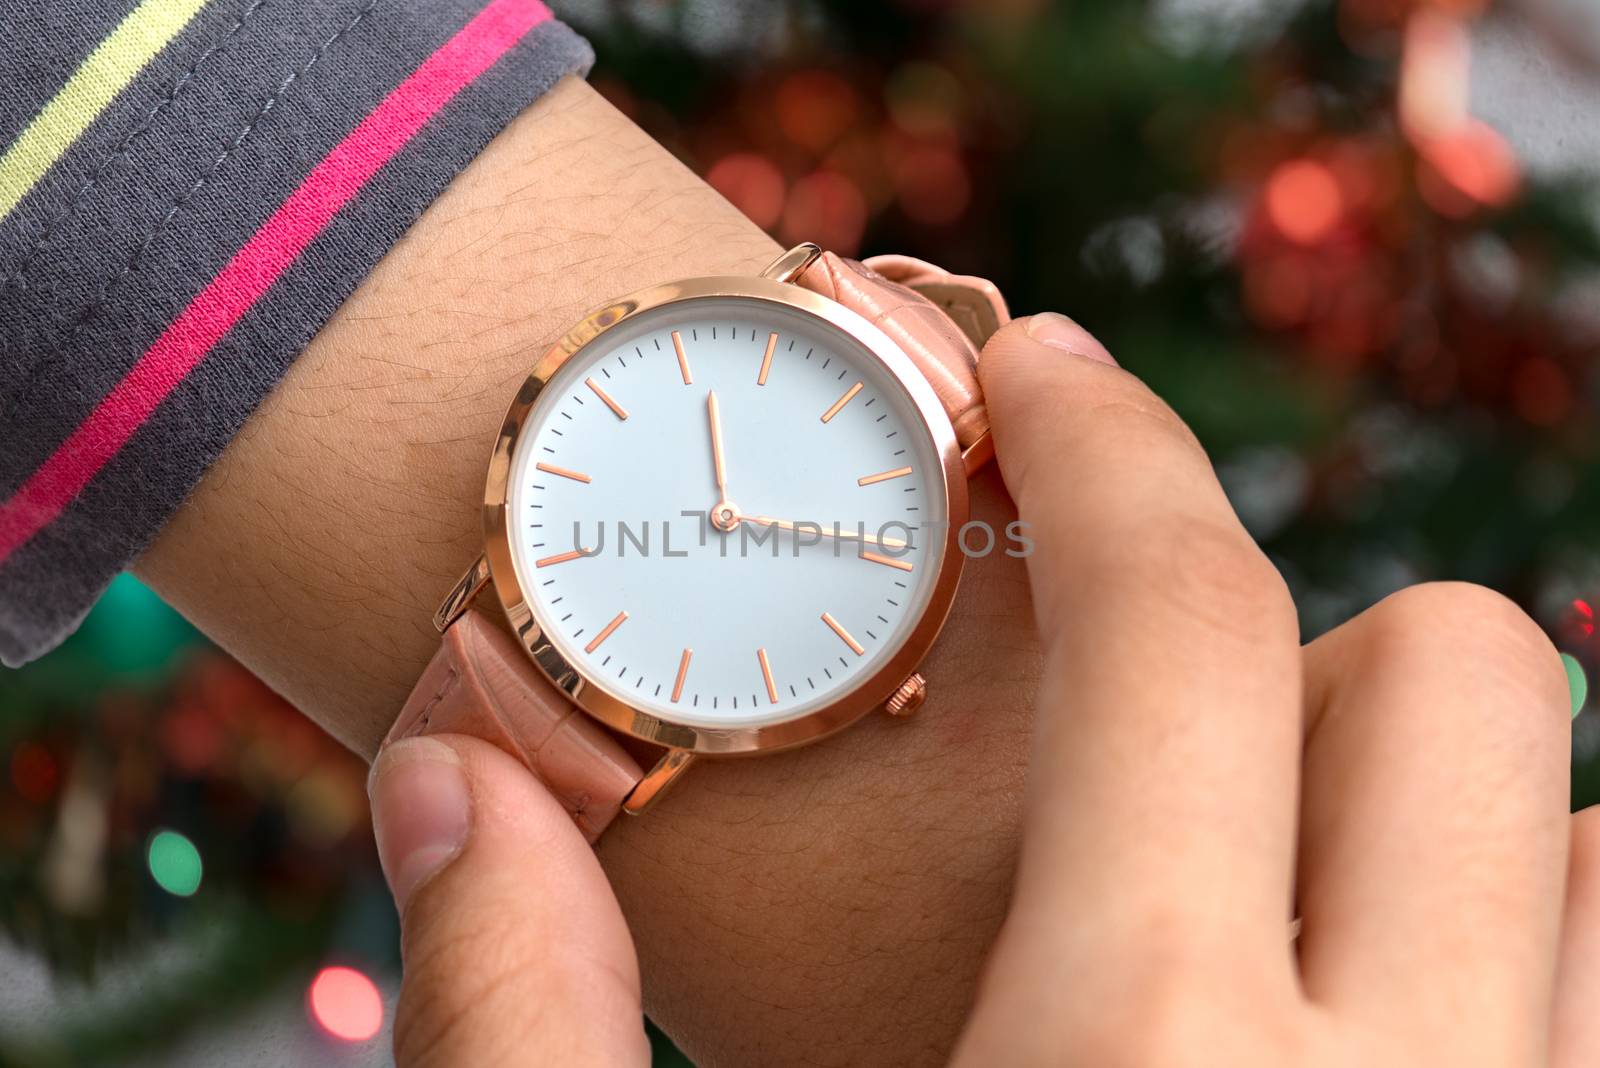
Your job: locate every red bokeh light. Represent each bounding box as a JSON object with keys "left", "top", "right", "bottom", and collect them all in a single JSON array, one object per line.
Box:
[
  {"left": 1326, "top": 138, "right": 1404, "bottom": 215},
  {"left": 1242, "top": 254, "right": 1315, "bottom": 329},
  {"left": 10, "top": 742, "right": 59, "bottom": 805},
  {"left": 706, "top": 152, "right": 786, "bottom": 230},
  {"left": 1510, "top": 357, "right": 1574, "bottom": 428},
  {"left": 1416, "top": 120, "right": 1520, "bottom": 215},
  {"left": 1265, "top": 159, "right": 1345, "bottom": 245},
  {"left": 892, "top": 144, "right": 970, "bottom": 225},
  {"left": 780, "top": 171, "right": 868, "bottom": 255},
  {"left": 161, "top": 703, "right": 224, "bottom": 775},
  {"left": 775, "top": 70, "right": 858, "bottom": 151},
  {"left": 308, "top": 966, "right": 383, "bottom": 1043}
]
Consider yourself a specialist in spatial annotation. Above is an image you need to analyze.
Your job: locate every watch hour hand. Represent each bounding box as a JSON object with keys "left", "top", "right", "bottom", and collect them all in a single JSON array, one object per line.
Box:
[
  {"left": 707, "top": 390, "right": 740, "bottom": 531},
  {"left": 708, "top": 390, "right": 728, "bottom": 495}
]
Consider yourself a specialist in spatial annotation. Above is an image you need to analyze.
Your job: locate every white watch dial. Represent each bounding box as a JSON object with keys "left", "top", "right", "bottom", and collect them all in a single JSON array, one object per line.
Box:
[{"left": 507, "top": 296, "right": 949, "bottom": 729}]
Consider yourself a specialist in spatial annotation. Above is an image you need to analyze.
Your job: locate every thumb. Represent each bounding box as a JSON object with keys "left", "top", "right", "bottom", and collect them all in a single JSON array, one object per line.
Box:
[{"left": 369, "top": 734, "right": 649, "bottom": 1068}]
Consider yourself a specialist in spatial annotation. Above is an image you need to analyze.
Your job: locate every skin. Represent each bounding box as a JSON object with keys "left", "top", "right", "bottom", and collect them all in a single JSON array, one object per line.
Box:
[
  {"left": 140, "top": 76, "right": 1592, "bottom": 1064},
  {"left": 138, "top": 76, "right": 1032, "bottom": 1065},
  {"left": 370, "top": 315, "right": 1596, "bottom": 1068}
]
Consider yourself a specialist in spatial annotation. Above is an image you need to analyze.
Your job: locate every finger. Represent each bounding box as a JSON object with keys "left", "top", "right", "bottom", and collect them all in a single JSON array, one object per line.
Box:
[
  {"left": 1553, "top": 808, "right": 1600, "bottom": 1068},
  {"left": 1297, "top": 584, "right": 1570, "bottom": 1061},
  {"left": 976, "top": 315, "right": 1303, "bottom": 974},
  {"left": 370, "top": 735, "right": 649, "bottom": 1068}
]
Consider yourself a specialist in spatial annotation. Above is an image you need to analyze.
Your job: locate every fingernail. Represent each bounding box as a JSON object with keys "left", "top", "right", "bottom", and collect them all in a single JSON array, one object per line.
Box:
[
  {"left": 369, "top": 737, "right": 470, "bottom": 914},
  {"left": 1025, "top": 312, "right": 1118, "bottom": 366}
]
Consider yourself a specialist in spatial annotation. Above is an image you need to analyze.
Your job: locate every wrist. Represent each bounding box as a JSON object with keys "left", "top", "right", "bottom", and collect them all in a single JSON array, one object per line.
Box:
[
  {"left": 138, "top": 76, "right": 1030, "bottom": 1067},
  {"left": 136, "top": 76, "right": 780, "bottom": 755}
]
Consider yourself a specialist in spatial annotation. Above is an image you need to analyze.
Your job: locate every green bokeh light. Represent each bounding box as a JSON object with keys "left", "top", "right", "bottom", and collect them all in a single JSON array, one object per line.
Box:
[
  {"left": 147, "top": 830, "right": 203, "bottom": 897},
  {"left": 1564, "top": 653, "right": 1588, "bottom": 720}
]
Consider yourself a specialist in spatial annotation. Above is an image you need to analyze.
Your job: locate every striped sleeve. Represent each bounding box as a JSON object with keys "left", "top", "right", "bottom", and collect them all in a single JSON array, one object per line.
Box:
[{"left": 0, "top": 0, "right": 592, "bottom": 665}]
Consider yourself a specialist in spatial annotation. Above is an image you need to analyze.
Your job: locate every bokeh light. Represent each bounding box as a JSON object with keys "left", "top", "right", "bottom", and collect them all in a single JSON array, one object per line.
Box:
[
  {"left": 146, "top": 829, "right": 203, "bottom": 897},
  {"left": 308, "top": 966, "right": 384, "bottom": 1043},
  {"left": 1242, "top": 254, "right": 1314, "bottom": 328},
  {"left": 1574, "top": 600, "right": 1596, "bottom": 639},
  {"left": 1416, "top": 120, "right": 1520, "bottom": 214},
  {"left": 885, "top": 61, "right": 964, "bottom": 138},
  {"left": 706, "top": 152, "right": 786, "bottom": 230},
  {"left": 1510, "top": 356, "right": 1573, "bottom": 428},
  {"left": 775, "top": 70, "right": 858, "bottom": 151},
  {"left": 892, "top": 144, "right": 970, "bottom": 225},
  {"left": 1265, "top": 159, "right": 1344, "bottom": 245},
  {"left": 1399, "top": 10, "right": 1471, "bottom": 142},
  {"left": 1565, "top": 654, "right": 1589, "bottom": 719},
  {"left": 10, "top": 742, "right": 59, "bottom": 804},
  {"left": 780, "top": 170, "right": 868, "bottom": 255},
  {"left": 1397, "top": 7, "right": 1520, "bottom": 217},
  {"left": 286, "top": 769, "right": 365, "bottom": 849},
  {"left": 160, "top": 703, "right": 224, "bottom": 775},
  {"left": 70, "top": 573, "right": 195, "bottom": 681}
]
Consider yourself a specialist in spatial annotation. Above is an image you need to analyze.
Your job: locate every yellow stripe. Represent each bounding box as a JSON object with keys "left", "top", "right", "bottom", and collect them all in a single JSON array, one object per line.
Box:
[{"left": 0, "top": 0, "right": 209, "bottom": 221}]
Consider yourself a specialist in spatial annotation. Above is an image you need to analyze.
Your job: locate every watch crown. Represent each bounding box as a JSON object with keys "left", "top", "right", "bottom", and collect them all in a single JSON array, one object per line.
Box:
[{"left": 885, "top": 672, "right": 927, "bottom": 718}]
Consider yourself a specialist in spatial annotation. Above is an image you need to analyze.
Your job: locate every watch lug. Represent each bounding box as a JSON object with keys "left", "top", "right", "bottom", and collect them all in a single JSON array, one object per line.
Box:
[
  {"left": 434, "top": 554, "right": 491, "bottom": 633},
  {"left": 762, "top": 242, "right": 822, "bottom": 285},
  {"left": 961, "top": 429, "right": 995, "bottom": 476},
  {"left": 623, "top": 749, "right": 696, "bottom": 815}
]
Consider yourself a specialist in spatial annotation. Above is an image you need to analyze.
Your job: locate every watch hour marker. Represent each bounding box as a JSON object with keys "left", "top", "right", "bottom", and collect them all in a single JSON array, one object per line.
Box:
[
  {"left": 757, "top": 647, "right": 778, "bottom": 704},
  {"left": 857, "top": 466, "right": 913, "bottom": 487},
  {"left": 586, "top": 377, "right": 629, "bottom": 420},
  {"left": 821, "top": 612, "right": 865, "bottom": 656},
  {"left": 536, "top": 462, "right": 592, "bottom": 484},
  {"left": 671, "top": 648, "right": 692, "bottom": 703},
  {"left": 861, "top": 550, "right": 915, "bottom": 572},
  {"left": 821, "top": 382, "right": 863, "bottom": 423},
  {"left": 757, "top": 331, "right": 778, "bottom": 386},
  {"left": 584, "top": 610, "right": 628, "bottom": 654},
  {"left": 535, "top": 548, "right": 588, "bottom": 568},
  {"left": 672, "top": 330, "right": 693, "bottom": 385}
]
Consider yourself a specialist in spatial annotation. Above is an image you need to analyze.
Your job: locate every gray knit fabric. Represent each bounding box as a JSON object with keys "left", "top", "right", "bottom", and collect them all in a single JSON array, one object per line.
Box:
[{"left": 0, "top": 0, "right": 592, "bottom": 665}]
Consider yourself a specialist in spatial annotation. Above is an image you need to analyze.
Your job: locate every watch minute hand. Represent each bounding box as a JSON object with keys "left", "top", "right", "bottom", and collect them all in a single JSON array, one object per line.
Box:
[{"left": 744, "top": 515, "right": 909, "bottom": 551}]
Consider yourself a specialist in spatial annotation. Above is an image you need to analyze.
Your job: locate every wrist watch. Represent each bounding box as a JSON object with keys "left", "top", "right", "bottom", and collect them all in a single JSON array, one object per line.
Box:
[{"left": 386, "top": 243, "right": 1009, "bottom": 841}]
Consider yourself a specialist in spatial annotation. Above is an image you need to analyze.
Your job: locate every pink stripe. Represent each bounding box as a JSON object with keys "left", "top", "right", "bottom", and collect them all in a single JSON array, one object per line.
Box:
[{"left": 0, "top": 0, "right": 552, "bottom": 563}]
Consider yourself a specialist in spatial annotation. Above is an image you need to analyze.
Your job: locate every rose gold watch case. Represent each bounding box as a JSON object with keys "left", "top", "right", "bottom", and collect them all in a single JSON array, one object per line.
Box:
[{"left": 482, "top": 274, "right": 969, "bottom": 756}]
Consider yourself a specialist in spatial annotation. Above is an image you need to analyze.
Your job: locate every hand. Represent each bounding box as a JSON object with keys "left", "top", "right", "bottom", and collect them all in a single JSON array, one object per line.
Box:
[
  {"left": 369, "top": 733, "right": 649, "bottom": 1068},
  {"left": 952, "top": 314, "right": 1587, "bottom": 1066},
  {"left": 142, "top": 79, "right": 1037, "bottom": 1062},
  {"left": 144, "top": 77, "right": 1590, "bottom": 1065},
  {"left": 371, "top": 312, "right": 1590, "bottom": 1067}
]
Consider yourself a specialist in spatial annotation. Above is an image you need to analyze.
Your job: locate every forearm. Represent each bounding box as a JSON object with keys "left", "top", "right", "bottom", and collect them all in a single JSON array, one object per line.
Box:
[
  {"left": 137, "top": 77, "right": 779, "bottom": 753},
  {"left": 137, "top": 76, "right": 1033, "bottom": 1066}
]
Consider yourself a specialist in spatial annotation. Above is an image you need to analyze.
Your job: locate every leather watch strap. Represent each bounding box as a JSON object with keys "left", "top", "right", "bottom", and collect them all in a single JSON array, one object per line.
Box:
[
  {"left": 385, "top": 610, "right": 644, "bottom": 842},
  {"left": 387, "top": 248, "right": 1006, "bottom": 842},
  {"left": 796, "top": 251, "right": 1009, "bottom": 454},
  {"left": 858, "top": 253, "right": 1009, "bottom": 351}
]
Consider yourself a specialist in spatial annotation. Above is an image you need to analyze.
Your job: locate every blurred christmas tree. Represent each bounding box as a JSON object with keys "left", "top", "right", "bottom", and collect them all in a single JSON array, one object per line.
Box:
[
  {"left": 0, "top": 577, "right": 397, "bottom": 1065},
  {"left": 3, "top": 1, "right": 1599, "bottom": 1064}
]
